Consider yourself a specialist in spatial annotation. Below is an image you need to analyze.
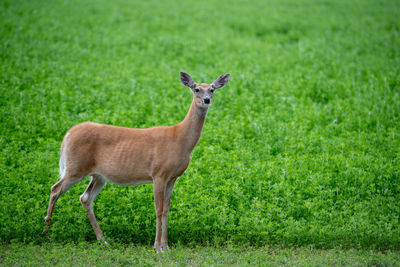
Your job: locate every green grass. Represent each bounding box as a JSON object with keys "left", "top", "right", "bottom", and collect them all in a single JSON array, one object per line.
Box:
[
  {"left": 1, "top": 243, "right": 399, "bottom": 266},
  {"left": 0, "top": 0, "right": 399, "bottom": 252}
]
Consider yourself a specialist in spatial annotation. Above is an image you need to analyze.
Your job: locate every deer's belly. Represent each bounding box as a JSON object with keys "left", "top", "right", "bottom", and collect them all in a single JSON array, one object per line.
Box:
[
  {"left": 92, "top": 161, "right": 153, "bottom": 186},
  {"left": 93, "top": 173, "right": 153, "bottom": 187}
]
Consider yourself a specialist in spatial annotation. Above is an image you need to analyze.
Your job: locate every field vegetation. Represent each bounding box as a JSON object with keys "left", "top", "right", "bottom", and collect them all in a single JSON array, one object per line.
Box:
[
  {"left": 2, "top": 243, "right": 400, "bottom": 266},
  {"left": 0, "top": 0, "right": 399, "bottom": 260}
]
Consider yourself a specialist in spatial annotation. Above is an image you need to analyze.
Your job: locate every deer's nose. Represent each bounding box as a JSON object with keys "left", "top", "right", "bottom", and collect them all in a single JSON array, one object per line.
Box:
[{"left": 204, "top": 98, "right": 210, "bottom": 104}]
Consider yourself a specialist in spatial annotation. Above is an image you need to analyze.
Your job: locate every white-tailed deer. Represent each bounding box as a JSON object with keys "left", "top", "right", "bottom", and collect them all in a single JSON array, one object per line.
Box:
[{"left": 43, "top": 72, "right": 230, "bottom": 252}]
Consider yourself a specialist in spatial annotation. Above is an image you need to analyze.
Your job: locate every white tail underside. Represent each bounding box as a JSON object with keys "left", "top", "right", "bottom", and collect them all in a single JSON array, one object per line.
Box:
[{"left": 59, "top": 133, "right": 69, "bottom": 179}]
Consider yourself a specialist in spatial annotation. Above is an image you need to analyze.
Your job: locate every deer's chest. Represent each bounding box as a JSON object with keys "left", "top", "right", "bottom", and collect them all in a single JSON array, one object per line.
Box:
[
  {"left": 173, "top": 156, "right": 191, "bottom": 179},
  {"left": 151, "top": 153, "right": 191, "bottom": 179}
]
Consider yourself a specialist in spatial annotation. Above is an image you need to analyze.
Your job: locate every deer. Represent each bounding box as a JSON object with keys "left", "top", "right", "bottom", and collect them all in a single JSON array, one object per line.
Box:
[{"left": 43, "top": 72, "right": 230, "bottom": 253}]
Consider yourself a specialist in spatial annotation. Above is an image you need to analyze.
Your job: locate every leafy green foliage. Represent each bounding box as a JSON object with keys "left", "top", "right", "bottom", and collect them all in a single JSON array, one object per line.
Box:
[{"left": 0, "top": 0, "right": 399, "bottom": 250}]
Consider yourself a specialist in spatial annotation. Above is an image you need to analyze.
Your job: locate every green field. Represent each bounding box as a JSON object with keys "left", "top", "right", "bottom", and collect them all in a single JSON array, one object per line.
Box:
[{"left": 1, "top": 0, "right": 399, "bottom": 259}]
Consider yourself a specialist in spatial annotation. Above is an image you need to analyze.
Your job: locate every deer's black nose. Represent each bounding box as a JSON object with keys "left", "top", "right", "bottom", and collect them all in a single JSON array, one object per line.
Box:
[{"left": 204, "top": 98, "right": 210, "bottom": 104}]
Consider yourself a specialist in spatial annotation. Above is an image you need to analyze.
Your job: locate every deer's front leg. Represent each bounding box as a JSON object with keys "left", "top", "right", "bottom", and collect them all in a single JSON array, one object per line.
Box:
[
  {"left": 161, "top": 180, "right": 176, "bottom": 251},
  {"left": 153, "top": 178, "right": 165, "bottom": 253}
]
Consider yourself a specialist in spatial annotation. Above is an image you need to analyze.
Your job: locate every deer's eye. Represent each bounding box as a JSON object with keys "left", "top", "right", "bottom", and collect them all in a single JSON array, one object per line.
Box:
[
  {"left": 210, "top": 89, "right": 215, "bottom": 93},
  {"left": 195, "top": 88, "right": 200, "bottom": 93}
]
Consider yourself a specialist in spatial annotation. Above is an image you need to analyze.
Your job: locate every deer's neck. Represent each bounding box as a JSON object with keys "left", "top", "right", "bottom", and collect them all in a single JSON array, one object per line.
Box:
[{"left": 177, "top": 99, "right": 208, "bottom": 153}]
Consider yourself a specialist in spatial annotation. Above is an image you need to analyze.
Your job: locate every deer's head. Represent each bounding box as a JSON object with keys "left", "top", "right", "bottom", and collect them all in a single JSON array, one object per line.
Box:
[{"left": 180, "top": 72, "right": 230, "bottom": 108}]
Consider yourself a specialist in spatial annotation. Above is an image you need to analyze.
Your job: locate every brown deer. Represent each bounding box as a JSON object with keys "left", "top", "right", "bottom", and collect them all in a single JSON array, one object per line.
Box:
[{"left": 43, "top": 72, "right": 230, "bottom": 252}]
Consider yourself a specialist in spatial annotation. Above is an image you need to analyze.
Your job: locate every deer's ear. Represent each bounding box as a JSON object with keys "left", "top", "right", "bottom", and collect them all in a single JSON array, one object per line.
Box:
[
  {"left": 180, "top": 72, "right": 195, "bottom": 88},
  {"left": 212, "top": 74, "right": 230, "bottom": 89}
]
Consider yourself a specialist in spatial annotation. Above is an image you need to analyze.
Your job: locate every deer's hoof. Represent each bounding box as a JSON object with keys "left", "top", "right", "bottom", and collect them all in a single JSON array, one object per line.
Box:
[
  {"left": 42, "top": 226, "right": 48, "bottom": 235},
  {"left": 97, "top": 239, "right": 109, "bottom": 246},
  {"left": 161, "top": 243, "right": 169, "bottom": 251},
  {"left": 154, "top": 243, "right": 163, "bottom": 253}
]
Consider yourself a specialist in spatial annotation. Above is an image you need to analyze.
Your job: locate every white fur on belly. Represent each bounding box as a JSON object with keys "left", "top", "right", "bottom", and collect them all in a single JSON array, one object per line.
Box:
[{"left": 95, "top": 174, "right": 153, "bottom": 187}]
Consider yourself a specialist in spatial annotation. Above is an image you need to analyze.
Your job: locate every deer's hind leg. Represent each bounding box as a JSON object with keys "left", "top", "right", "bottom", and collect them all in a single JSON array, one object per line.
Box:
[
  {"left": 44, "top": 174, "right": 83, "bottom": 233},
  {"left": 80, "top": 174, "right": 106, "bottom": 244}
]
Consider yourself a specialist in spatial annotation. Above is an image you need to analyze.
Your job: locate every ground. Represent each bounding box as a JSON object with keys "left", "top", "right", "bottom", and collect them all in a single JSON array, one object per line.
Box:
[{"left": 1, "top": 243, "right": 399, "bottom": 266}]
